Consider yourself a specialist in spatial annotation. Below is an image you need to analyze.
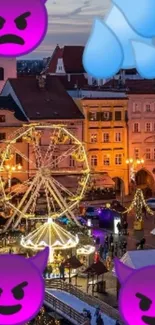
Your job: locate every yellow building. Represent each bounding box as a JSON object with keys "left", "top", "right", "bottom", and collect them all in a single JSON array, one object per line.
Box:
[{"left": 81, "top": 96, "right": 129, "bottom": 195}]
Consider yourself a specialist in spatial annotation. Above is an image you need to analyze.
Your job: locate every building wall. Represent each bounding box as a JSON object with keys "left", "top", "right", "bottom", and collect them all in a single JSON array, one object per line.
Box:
[
  {"left": 0, "top": 105, "right": 84, "bottom": 188},
  {"left": 0, "top": 110, "right": 28, "bottom": 184},
  {"left": 0, "top": 58, "right": 16, "bottom": 93},
  {"left": 81, "top": 98, "right": 129, "bottom": 194},
  {"left": 128, "top": 94, "right": 155, "bottom": 190}
]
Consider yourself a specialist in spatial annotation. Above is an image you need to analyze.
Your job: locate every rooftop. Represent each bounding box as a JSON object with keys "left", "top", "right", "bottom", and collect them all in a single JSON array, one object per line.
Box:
[
  {"left": 0, "top": 95, "right": 27, "bottom": 121},
  {"left": 8, "top": 76, "right": 84, "bottom": 120},
  {"left": 104, "top": 79, "right": 155, "bottom": 94},
  {"left": 44, "top": 45, "right": 85, "bottom": 74},
  {"left": 113, "top": 250, "right": 155, "bottom": 277}
]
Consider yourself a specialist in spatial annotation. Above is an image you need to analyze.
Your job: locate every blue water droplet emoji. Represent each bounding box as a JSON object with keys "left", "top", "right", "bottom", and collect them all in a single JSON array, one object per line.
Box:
[
  {"left": 82, "top": 18, "right": 123, "bottom": 79},
  {"left": 112, "top": 0, "right": 155, "bottom": 38},
  {"left": 132, "top": 41, "right": 155, "bottom": 79},
  {"left": 105, "top": 5, "right": 153, "bottom": 69}
]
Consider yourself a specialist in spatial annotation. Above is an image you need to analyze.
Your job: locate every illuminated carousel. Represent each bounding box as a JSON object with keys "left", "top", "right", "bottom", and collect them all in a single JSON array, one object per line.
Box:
[
  {"left": 21, "top": 218, "right": 79, "bottom": 277},
  {"left": 0, "top": 123, "right": 90, "bottom": 231}
]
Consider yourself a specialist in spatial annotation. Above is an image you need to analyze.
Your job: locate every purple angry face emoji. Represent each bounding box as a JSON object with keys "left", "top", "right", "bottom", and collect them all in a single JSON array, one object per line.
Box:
[
  {"left": 115, "top": 258, "right": 155, "bottom": 325},
  {"left": 0, "top": 247, "right": 49, "bottom": 324},
  {"left": 0, "top": 0, "right": 48, "bottom": 57}
]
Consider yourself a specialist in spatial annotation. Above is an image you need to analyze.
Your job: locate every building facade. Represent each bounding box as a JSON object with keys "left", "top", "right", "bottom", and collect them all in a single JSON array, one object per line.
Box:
[
  {"left": 127, "top": 81, "right": 155, "bottom": 194},
  {"left": 0, "top": 76, "right": 84, "bottom": 187},
  {"left": 81, "top": 96, "right": 129, "bottom": 195}
]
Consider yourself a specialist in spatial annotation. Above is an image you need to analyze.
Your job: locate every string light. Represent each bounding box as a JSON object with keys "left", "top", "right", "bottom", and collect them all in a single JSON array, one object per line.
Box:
[
  {"left": 97, "top": 189, "right": 154, "bottom": 218},
  {"left": 21, "top": 218, "right": 79, "bottom": 262},
  {"left": 121, "top": 189, "right": 154, "bottom": 217},
  {"left": 26, "top": 306, "right": 60, "bottom": 324}
]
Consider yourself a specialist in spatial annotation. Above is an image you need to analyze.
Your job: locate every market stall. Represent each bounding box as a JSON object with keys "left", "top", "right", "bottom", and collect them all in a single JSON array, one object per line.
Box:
[{"left": 76, "top": 245, "right": 95, "bottom": 270}]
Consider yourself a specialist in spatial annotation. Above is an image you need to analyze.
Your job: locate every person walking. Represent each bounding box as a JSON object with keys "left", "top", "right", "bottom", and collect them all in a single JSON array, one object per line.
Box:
[{"left": 96, "top": 314, "right": 104, "bottom": 325}]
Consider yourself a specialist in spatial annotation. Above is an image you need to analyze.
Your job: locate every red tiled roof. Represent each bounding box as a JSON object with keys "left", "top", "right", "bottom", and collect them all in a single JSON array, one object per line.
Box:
[
  {"left": 44, "top": 45, "right": 63, "bottom": 74},
  {"left": 8, "top": 76, "right": 84, "bottom": 120},
  {"left": 45, "top": 45, "right": 85, "bottom": 74},
  {"left": 104, "top": 79, "right": 155, "bottom": 94}
]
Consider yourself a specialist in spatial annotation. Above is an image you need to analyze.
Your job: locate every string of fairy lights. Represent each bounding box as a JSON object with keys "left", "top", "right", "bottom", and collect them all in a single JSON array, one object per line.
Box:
[
  {"left": 26, "top": 307, "right": 60, "bottom": 325},
  {"left": 105, "top": 189, "right": 154, "bottom": 219}
]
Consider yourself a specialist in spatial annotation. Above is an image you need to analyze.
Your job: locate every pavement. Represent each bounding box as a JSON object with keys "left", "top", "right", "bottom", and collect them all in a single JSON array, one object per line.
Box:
[{"left": 73, "top": 209, "right": 155, "bottom": 309}]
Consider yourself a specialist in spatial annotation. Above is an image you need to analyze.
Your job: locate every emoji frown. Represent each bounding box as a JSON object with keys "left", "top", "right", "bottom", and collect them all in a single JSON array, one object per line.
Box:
[
  {"left": 0, "top": 0, "right": 48, "bottom": 57},
  {"left": 115, "top": 258, "right": 155, "bottom": 325},
  {"left": 0, "top": 247, "right": 49, "bottom": 325}
]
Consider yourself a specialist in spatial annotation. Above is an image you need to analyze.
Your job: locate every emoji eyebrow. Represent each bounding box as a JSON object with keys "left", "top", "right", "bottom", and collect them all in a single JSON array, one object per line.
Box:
[
  {"left": 14, "top": 12, "right": 31, "bottom": 21},
  {"left": 136, "top": 293, "right": 152, "bottom": 303},
  {"left": 12, "top": 281, "right": 28, "bottom": 291}
]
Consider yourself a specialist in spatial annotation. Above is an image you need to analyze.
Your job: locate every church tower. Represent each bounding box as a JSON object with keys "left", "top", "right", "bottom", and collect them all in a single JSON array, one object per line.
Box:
[{"left": 0, "top": 57, "right": 16, "bottom": 93}]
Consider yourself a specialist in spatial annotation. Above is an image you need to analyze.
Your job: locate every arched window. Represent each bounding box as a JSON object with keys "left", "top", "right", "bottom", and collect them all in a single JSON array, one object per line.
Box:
[{"left": 0, "top": 67, "right": 4, "bottom": 80}]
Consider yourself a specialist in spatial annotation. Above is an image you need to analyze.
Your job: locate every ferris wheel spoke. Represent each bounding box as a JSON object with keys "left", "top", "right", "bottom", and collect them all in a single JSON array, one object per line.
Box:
[
  {"left": 13, "top": 177, "right": 44, "bottom": 229},
  {"left": 11, "top": 145, "right": 37, "bottom": 169},
  {"left": 46, "top": 144, "right": 79, "bottom": 169},
  {"left": 3, "top": 174, "right": 40, "bottom": 231},
  {"left": 48, "top": 178, "right": 80, "bottom": 226},
  {"left": 32, "top": 141, "right": 42, "bottom": 169},
  {"left": 51, "top": 176, "right": 74, "bottom": 197},
  {"left": 43, "top": 128, "right": 61, "bottom": 166},
  {"left": 42, "top": 178, "right": 52, "bottom": 216}
]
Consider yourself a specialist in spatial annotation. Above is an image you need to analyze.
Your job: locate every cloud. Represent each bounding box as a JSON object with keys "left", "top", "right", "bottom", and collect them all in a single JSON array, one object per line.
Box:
[{"left": 21, "top": 0, "right": 111, "bottom": 59}]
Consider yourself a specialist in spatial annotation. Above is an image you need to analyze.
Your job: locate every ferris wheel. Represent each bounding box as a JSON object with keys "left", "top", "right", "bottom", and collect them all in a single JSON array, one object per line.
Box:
[{"left": 0, "top": 124, "right": 90, "bottom": 231}]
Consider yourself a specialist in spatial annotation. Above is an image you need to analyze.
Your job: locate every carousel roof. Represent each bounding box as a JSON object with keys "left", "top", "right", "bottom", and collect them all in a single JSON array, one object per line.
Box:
[{"left": 21, "top": 218, "right": 79, "bottom": 249}]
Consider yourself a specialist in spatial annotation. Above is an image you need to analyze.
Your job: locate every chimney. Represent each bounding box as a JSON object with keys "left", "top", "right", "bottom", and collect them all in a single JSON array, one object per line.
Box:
[{"left": 36, "top": 75, "right": 46, "bottom": 89}]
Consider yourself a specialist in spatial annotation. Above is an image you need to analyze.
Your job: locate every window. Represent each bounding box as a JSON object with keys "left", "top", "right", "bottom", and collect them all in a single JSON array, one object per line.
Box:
[
  {"left": 89, "top": 112, "right": 97, "bottom": 121},
  {"left": 102, "top": 112, "right": 109, "bottom": 120},
  {"left": 0, "top": 115, "right": 5, "bottom": 122},
  {"left": 146, "top": 148, "right": 151, "bottom": 160},
  {"left": 0, "top": 67, "right": 4, "bottom": 81},
  {"left": 90, "top": 134, "right": 97, "bottom": 143},
  {"left": 144, "top": 103, "right": 153, "bottom": 112},
  {"left": 101, "top": 111, "right": 112, "bottom": 121},
  {"left": 103, "top": 155, "right": 110, "bottom": 166},
  {"left": 91, "top": 155, "right": 97, "bottom": 166},
  {"left": 115, "top": 132, "right": 121, "bottom": 142},
  {"left": 115, "top": 111, "right": 121, "bottom": 121},
  {"left": 133, "top": 123, "right": 140, "bottom": 133},
  {"left": 145, "top": 122, "right": 152, "bottom": 132},
  {"left": 115, "top": 154, "right": 122, "bottom": 165},
  {"left": 0, "top": 133, "right": 5, "bottom": 140},
  {"left": 133, "top": 102, "right": 141, "bottom": 112},
  {"left": 69, "top": 156, "right": 75, "bottom": 167},
  {"left": 103, "top": 133, "right": 110, "bottom": 143},
  {"left": 134, "top": 148, "right": 139, "bottom": 159},
  {"left": 16, "top": 153, "right": 23, "bottom": 166}
]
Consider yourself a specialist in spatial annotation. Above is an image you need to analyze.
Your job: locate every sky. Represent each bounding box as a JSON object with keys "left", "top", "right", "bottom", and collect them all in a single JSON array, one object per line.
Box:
[{"left": 23, "top": 0, "right": 111, "bottom": 59}]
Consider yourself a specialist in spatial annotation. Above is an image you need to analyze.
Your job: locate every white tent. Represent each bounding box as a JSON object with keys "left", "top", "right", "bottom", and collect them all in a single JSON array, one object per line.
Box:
[
  {"left": 151, "top": 228, "right": 155, "bottom": 235},
  {"left": 112, "top": 250, "right": 155, "bottom": 277}
]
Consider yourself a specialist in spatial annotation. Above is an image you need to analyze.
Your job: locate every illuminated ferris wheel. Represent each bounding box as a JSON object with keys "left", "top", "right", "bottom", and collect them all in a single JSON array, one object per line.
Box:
[{"left": 0, "top": 124, "right": 90, "bottom": 231}]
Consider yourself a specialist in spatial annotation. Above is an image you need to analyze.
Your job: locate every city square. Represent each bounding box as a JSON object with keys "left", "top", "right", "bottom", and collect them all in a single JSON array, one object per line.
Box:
[{"left": 0, "top": 1, "right": 155, "bottom": 323}]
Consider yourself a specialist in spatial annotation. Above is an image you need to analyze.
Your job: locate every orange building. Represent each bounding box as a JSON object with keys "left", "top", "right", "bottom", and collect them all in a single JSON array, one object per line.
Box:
[{"left": 81, "top": 96, "right": 129, "bottom": 195}]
